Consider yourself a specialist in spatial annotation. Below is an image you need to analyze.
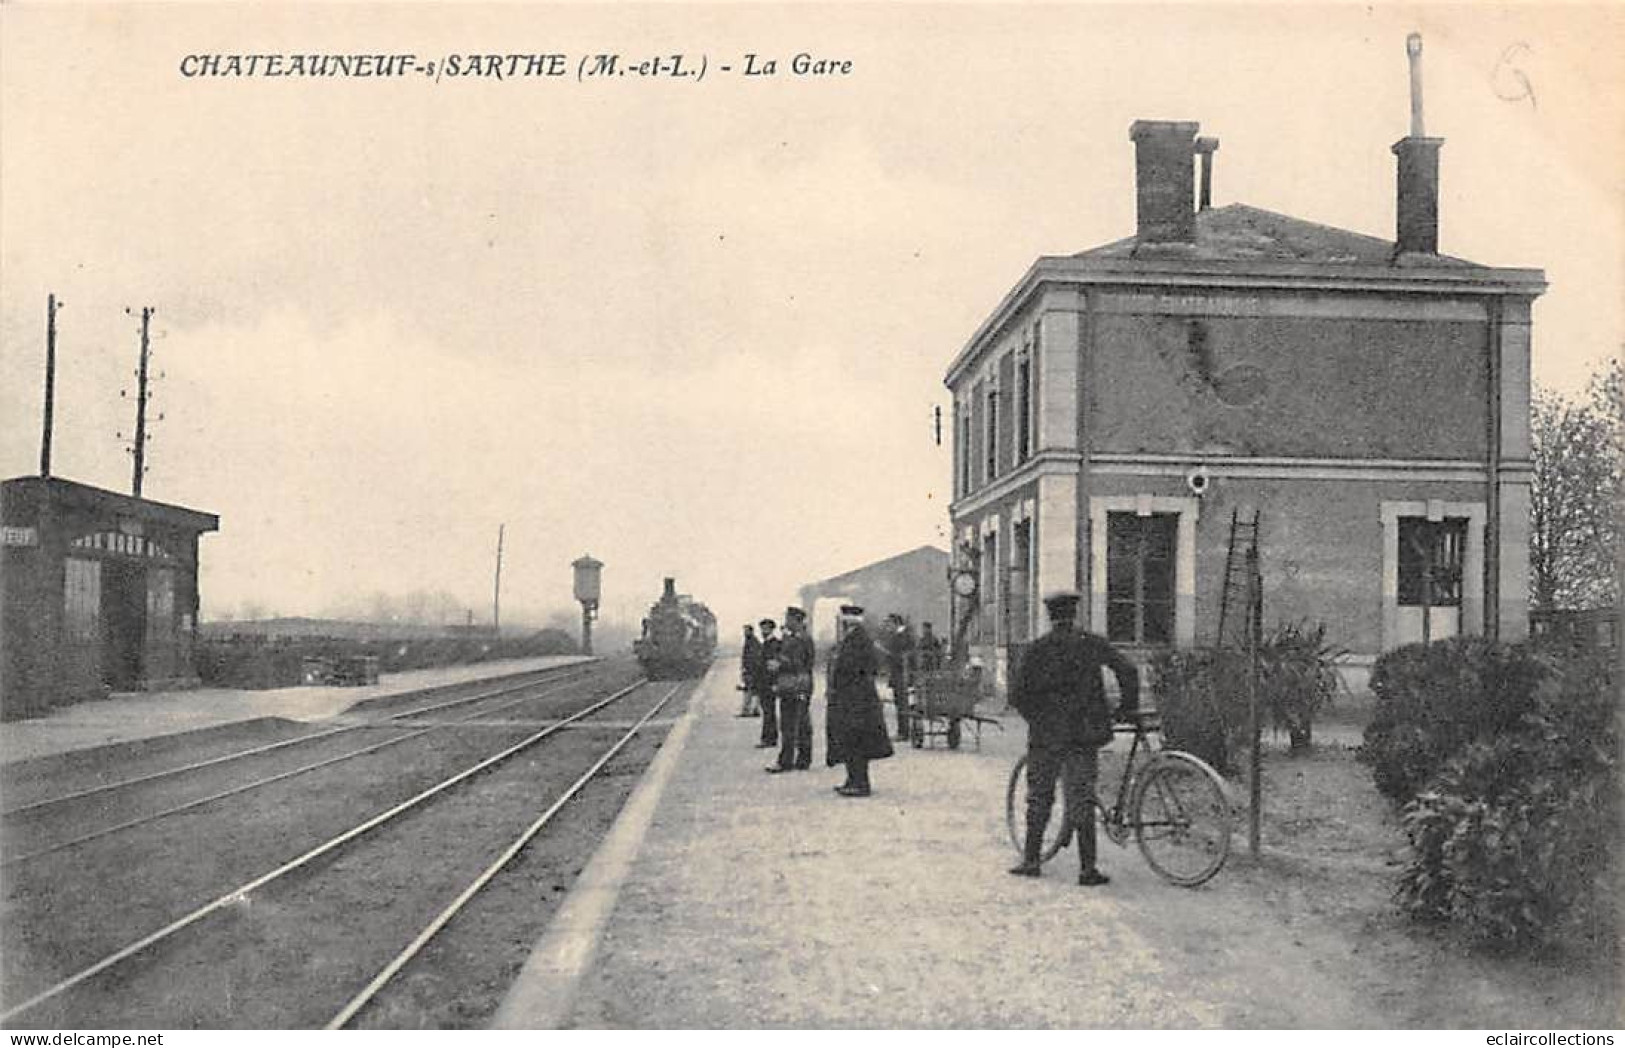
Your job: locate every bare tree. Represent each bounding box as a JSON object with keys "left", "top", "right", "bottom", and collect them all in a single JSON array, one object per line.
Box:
[{"left": 1530, "top": 358, "right": 1622, "bottom": 611}]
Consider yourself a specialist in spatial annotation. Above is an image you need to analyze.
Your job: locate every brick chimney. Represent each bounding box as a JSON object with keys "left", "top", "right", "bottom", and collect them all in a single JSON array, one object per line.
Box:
[
  {"left": 1392, "top": 33, "right": 1442, "bottom": 256},
  {"left": 1130, "top": 120, "right": 1200, "bottom": 248}
]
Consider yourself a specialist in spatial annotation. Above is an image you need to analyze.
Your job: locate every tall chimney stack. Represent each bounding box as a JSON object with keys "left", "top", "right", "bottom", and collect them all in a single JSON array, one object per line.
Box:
[
  {"left": 1195, "top": 137, "right": 1220, "bottom": 210},
  {"left": 1392, "top": 32, "right": 1442, "bottom": 256},
  {"left": 1130, "top": 120, "right": 1200, "bottom": 249}
]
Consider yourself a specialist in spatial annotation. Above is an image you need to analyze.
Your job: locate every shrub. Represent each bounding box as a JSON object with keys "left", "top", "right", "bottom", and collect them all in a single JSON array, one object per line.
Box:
[
  {"left": 1255, "top": 620, "right": 1346, "bottom": 753},
  {"left": 1396, "top": 653, "right": 1618, "bottom": 952},
  {"left": 1150, "top": 647, "right": 1248, "bottom": 774},
  {"left": 1150, "top": 621, "right": 1347, "bottom": 773},
  {"left": 197, "top": 627, "right": 579, "bottom": 688},
  {"left": 1359, "top": 637, "right": 1550, "bottom": 804}
]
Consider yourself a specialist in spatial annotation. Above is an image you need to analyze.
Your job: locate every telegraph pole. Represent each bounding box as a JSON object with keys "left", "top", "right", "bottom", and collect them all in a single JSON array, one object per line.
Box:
[
  {"left": 129, "top": 307, "right": 154, "bottom": 498},
  {"left": 40, "top": 294, "right": 59, "bottom": 477},
  {"left": 493, "top": 524, "right": 505, "bottom": 637}
]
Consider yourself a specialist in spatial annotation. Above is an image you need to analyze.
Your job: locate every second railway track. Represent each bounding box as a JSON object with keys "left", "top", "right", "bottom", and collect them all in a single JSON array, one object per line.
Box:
[
  {"left": 0, "top": 659, "right": 602, "bottom": 817},
  {"left": 0, "top": 662, "right": 634, "bottom": 865},
  {"left": 2, "top": 663, "right": 696, "bottom": 1026}
]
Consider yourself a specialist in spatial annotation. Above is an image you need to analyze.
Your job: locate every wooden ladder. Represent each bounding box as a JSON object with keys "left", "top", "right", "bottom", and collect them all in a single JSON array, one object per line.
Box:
[{"left": 1217, "top": 508, "right": 1262, "bottom": 649}]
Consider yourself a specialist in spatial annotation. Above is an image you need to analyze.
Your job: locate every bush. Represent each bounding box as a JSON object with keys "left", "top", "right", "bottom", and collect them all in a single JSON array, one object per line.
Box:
[
  {"left": 197, "top": 628, "right": 579, "bottom": 688},
  {"left": 1150, "top": 621, "right": 1345, "bottom": 773},
  {"left": 1150, "top": 647, "right": 1248, "bottom": 774},
  {"left": 1359, "top": 637, "right": 1550, "bottom": 805},
  {"left": 1256, "top": 621, "right": 1346, "bottom": 753},
  {"left": 1396, "top": 653, "right": 1618, "bottom": 952}
]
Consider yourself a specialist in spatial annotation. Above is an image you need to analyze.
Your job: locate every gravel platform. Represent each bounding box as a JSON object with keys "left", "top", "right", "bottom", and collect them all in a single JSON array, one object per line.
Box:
[{"left": 496, "top": 661, "right": 1394, "bottom": 1029}]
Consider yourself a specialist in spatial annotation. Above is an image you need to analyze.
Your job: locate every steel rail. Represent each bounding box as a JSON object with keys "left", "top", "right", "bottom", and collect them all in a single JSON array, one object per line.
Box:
[
  {"left": 1, "top": 664, "right": 592, "bottom": 818},
  {"left": 1, "top": 669, "right": 618, "bottom": 867},
  {"left": 0, "top": 677, "right": 650, "bottom": 1024},
  {"left": 326, "top": 681, "right": 685, "bottom": 1029}
]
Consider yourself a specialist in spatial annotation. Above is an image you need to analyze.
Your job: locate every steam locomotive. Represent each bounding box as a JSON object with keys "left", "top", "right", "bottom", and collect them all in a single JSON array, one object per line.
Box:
[{"left": 634, "top": 577, "right": 717, "bottom": 679}]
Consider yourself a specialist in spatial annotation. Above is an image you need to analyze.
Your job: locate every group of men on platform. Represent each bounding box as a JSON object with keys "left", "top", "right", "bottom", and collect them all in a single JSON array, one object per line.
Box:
[
  {"left": 739, "top": 607, "right": 817, "bottom": 773},
  {"left": 738, "top": 607, "right": 945, "bottom": 797},
  {"left": 738, "top": 590, "right": 1141, "bottom": 886}
]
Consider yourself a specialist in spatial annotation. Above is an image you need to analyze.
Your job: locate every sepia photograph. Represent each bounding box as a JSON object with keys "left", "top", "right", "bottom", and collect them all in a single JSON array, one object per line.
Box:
[{"left": 0, "top": 0, "right": 1620, "bottom": 1033}]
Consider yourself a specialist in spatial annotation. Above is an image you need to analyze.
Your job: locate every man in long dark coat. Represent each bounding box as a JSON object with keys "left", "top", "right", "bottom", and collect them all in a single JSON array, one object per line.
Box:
[
  {"left": 824, "top": 605, "right": 894, "bottom": 796},
  {"left": 755, "top": 619, "right": 781, "bottom": 749},
  {"left": 739, "top": 624, "right": 762, "bottom": 717},
  {"left": 766, "top": 606, "right": 815, "bottom": 772},
  {"left": 1008, "top": 590, "right": 1140, "bottom": 886}
]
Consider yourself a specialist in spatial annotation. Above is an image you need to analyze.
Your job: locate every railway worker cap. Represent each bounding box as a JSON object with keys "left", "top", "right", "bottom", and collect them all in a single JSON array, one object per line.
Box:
[
  {"left": 784, "top": 606, "right": 807, "bottom": 622},
  {"left": 759, "top": 618, "right": 777, "bottom": 631},
  {"left": 1042, "top": 590, "right": 1083, "bottom": 621},
  {"left": 838, "top": 604, "right": 865, "bottom": 620}
]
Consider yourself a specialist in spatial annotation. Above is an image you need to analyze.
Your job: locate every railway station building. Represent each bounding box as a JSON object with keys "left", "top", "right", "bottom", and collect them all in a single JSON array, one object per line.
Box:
[
  {"left": 945, "top": 117, "right": 1544, "bottom": 690},
  {"left": 1, "top": 476, "right": 219, "bottom": 718}
]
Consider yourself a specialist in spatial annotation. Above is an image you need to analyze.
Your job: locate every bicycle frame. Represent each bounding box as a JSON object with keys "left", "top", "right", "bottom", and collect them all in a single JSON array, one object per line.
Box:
[
  {"left": 1006, "top": 713, "right": 1234, "bottom": 886},
  {"left": 1097, "top": 719, "right": 1157, "bottom": 840}
]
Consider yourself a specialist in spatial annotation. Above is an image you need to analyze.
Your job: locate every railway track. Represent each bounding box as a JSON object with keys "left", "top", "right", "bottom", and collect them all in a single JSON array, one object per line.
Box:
[
  {"left": 1, "top": 660, "right": 597, "bottom": 817},
  {"left": 0, "top": 662, "right": 626, "bottom": 866},
  {"left": 1, "top": 673, "right": 691, "bottom": 1026}
]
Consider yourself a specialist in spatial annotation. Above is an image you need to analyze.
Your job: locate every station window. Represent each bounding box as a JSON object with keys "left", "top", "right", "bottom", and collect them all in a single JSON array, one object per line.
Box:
[
  {"left": 1106, "top": 512, "right": 1177, "bottom": 645},
  {"left": 985, "top": 386, "right": 999, "bottom": 481},
  {"left": 1398, "top": 518, "right": 1467, "bottom": 607},
  {"left": 982, "top": 529, "right": 999, "bottom": 642},
  {"left": 1016, "top": 353, "right": 1032, "bottom": 464},
  {"left": 957, "top": 401, "right": 972, "bottom": 494},
  {"left": 1009, "top": 518, "right": 1033, "bottom": 643}
]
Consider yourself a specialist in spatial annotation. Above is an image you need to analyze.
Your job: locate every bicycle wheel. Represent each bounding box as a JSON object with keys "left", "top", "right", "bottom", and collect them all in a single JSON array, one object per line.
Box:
[
  {"left": 1131, "top": 752, "right": 1233, "bottom": 887},
  {"left": 1005, "top": 756, "right": 1070, "bottom": 863}
]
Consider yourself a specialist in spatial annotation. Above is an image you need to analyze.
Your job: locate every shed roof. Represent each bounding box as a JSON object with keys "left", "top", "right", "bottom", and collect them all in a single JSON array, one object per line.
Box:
[
  {"left": 801, "top": 545, "right": 948, "bottom": 594},
  {"left": 2, "top": 476, "right": 219, "bottom": 533}
]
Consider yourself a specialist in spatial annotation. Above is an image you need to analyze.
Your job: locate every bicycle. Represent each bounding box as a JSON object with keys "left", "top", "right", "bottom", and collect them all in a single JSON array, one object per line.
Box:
[{"left": 1004, "top": 710, "right": 1234, "bottom": 887}]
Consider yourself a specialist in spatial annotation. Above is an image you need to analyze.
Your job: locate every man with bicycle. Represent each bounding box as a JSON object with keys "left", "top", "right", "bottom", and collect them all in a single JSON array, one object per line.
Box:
[{"left": 1008, "top": 590, "right": 1139, "bottom": 886}]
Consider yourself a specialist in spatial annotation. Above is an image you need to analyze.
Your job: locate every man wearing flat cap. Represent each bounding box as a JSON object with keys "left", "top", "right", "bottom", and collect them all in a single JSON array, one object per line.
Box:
[
  {"left": 755, "top": 619, "right": 781, "bottom": 749},
  {"left": 766, "top": 606, "right": 815, "bottom": 772},
  {"left": 1009, "top": 589, "right": 1139, "bottom": 885}
]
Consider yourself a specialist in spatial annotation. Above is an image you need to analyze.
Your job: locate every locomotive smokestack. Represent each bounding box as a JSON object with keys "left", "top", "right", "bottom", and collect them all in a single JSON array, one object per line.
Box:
[{"left": 662, "top": 577, "right": 677, "bottom": 601}]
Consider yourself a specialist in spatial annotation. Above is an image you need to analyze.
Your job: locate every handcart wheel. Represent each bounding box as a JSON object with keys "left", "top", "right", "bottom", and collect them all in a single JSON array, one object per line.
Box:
[{"left": 946, "top": 719, "right": 962, "bottom": 750}]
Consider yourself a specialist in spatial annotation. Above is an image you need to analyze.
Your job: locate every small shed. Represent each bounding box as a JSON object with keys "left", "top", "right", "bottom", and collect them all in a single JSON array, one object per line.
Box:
[
  {"left": 797, "top": 546, "right": 952, "bottom": 647},
  {"left": 1, "top": 476, "right": 219, "bottom": 718}
]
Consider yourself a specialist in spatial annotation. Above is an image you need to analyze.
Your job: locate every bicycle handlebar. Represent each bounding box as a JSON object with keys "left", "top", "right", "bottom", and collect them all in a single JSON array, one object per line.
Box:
[{"left": 1113, "top": 709, "right": 1162, "bottom": 733}]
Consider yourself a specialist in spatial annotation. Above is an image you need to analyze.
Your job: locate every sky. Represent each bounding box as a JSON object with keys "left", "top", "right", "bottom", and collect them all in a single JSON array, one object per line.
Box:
[{"left": 2, "top": 2, "right": 1621, "bottom": 638}]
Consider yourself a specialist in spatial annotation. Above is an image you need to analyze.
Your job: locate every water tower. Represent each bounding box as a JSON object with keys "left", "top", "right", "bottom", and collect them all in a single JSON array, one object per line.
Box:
[{"left": 572, "top": 554, "right": 603, "bottom": 655}]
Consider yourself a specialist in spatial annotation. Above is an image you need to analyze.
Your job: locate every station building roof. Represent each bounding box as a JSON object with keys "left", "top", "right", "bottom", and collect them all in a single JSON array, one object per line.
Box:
[{"left": 945, "top": 203, "right": 1548, "bottom": 388}]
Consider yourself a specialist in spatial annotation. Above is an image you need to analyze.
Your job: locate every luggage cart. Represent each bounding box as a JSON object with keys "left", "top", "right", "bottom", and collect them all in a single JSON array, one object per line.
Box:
[{"left": 907, "top": 669, "right": 1001, "bottom": 750}]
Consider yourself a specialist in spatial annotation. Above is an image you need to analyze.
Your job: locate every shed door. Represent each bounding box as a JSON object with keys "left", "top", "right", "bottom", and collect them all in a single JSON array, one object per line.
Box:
[{"left": 100, "top": 560, "right": 146, "bottom": 690}]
